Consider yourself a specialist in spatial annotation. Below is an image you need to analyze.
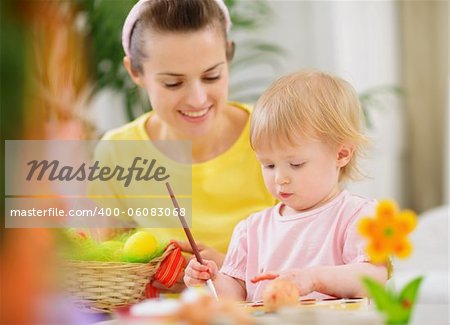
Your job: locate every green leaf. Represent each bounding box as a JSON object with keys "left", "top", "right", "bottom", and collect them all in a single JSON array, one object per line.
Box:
[
  {"left": 226, "top": 0, "right": 273, "bottom": 30},
  {"left": 399, "top": 276, "right": 424, "bottom": 306},
  {"left": 359, "top": 85, "right": 404, "bottom": 128},
  {"left": 362, "top": 276, "right": 424, "bottom": 324},
  {"left": 362, "top": 277, "right": 394, "bottom": 311}
]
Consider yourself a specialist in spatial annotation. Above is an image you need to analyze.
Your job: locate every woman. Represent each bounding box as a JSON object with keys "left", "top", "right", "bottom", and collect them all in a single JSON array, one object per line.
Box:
[{"left": 92, "top": 0, "right": 275, "bottom": 292}]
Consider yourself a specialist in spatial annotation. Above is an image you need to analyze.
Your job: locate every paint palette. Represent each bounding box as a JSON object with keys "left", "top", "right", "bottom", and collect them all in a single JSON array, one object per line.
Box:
[
  {"left": 239, "top": 297, "right": 369, "bottom": 312},
  {"left": 239, "top": 298, "right": 382, "bottom": 325}
]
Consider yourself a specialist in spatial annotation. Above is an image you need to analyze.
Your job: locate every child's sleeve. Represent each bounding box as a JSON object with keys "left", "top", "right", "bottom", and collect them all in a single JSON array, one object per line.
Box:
[
  {"left": 220, "top": 219, "right": 248, "bottom": 281},
  {"left": 342, "top": 200, "right": 376, "bottom": 264},
  {"left": 343, "top": 200, "right": 393, "bottom": 279}
]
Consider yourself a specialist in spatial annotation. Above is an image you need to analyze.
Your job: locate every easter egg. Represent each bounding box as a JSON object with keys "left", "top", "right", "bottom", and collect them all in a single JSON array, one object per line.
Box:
[
  {"left": 123, "top": 231, "right": 158, "bottom": 263},
  {"left": 262, "top": 278, "right": 299, "bottom": 312}
]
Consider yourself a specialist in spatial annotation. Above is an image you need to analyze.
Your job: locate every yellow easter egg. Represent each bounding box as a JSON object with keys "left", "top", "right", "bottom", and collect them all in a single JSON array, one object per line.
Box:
[{"left": 123, "top": 231, "right": 158, "bottom": 263}]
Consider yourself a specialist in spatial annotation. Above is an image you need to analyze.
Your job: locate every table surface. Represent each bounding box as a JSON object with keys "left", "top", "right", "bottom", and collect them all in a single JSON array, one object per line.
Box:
[{"left": 93, "top": 303, "right": 449, "bottom": 325}]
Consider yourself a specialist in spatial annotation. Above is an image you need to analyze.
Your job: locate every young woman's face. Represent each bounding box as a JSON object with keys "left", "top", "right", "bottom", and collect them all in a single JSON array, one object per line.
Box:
[
  {"left": 256, "top": 138, "right": 345, "bottom": 216},
  {"left": 138, "top": 28, "right": 229, "bottom": 138}
]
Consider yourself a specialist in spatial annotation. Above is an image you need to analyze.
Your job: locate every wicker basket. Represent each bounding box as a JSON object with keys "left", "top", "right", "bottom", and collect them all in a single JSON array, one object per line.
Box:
[{"left": 64, "top": 243, "right": 175, "bottom": 313}]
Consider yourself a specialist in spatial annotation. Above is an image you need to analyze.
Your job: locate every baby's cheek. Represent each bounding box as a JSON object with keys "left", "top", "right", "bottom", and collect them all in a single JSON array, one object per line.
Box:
[{"left": 262, "top": 175, "right": 275, "bottom": 193}]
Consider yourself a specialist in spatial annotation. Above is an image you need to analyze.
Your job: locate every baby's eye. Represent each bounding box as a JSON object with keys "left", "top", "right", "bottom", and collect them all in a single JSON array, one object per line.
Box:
[
  {"left": 263, "top": 164, "right": 275, "bottom": 169},
  {"left": 290, "top": 162, "right": 305, "bottom": 168}
]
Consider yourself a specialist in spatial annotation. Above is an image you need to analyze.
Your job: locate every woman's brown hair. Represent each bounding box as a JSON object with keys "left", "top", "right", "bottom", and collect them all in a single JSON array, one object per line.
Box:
[{"left": 129, "top": 0, "right": 231, "bottom": 74}]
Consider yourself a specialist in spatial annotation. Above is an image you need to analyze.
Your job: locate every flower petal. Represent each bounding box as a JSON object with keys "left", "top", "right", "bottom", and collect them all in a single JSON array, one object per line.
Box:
[
  {"left": 367, "top": 241, "right": 389, "bottom": 263},
  {"left": 393, "top": 239, "right": 413, "bottom": 259},
  {"left": 358, "top": 218, "right": 376, "bottom": 237},
  {"left": 397, "top": 210, "right": 417, "bottom": 235},
  {"left": 376, "top": 199, "right": 398, "bottom": 221}
]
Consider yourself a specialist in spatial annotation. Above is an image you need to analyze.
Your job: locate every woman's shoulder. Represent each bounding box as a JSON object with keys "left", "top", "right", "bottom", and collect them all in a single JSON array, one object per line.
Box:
[
  {"left": 229, "top": 101, "right": 253, "bottom": 114},
  {"left": 226, "top": 101, "right": 251, "bottom": 129},
  {"left": 101, "top": 112, "right": 151, "bottom": 141}
]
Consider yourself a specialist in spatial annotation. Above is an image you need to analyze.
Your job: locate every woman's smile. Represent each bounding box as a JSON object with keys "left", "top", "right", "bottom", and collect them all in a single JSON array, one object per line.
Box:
[{"left": 178, "top": 105, "right": 212, "bottom": 122}]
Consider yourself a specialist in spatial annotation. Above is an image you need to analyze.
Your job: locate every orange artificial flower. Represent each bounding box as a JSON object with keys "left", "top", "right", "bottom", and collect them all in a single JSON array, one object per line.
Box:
[{"left": 358, "top": 200, "right": 417, "bottom": 263}]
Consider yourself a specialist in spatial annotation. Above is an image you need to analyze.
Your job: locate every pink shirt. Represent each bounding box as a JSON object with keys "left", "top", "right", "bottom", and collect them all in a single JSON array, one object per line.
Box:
[{"left": 220, "top": 190, "right": 375, "bottom": 301}]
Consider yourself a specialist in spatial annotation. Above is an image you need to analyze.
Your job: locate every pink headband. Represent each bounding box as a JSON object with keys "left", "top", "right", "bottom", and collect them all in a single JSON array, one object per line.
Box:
[{"left": 122, "top": 0, "right": 232, "bottom": 58}]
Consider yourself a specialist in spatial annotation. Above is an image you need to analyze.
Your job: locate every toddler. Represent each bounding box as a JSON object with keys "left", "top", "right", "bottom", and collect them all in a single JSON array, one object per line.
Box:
[{"left": 184, "top": 70, "right": 387, "bottom": 301}]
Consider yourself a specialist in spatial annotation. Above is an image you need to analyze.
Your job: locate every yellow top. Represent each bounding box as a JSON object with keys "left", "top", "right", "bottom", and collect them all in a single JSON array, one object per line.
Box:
[{"left": 90, "top": 102, "right": 275, "bottom": 253}]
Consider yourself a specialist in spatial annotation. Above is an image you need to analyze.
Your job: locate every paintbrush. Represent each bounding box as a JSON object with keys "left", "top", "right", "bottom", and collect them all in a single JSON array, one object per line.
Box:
[{"left": 165, "top": 182, "right": 219, "bottom": 301}]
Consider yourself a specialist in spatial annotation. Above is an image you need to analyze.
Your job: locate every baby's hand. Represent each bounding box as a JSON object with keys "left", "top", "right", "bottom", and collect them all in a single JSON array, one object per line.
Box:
[
  {"left": 183, "top": 259, "right": 218, "bottom": 287},
  {"left": 277, "top": 268, "right": 316, "bottom": 296}
]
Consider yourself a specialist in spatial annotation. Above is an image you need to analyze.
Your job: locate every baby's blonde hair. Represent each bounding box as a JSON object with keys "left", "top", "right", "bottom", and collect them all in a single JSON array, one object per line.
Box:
[{"left": 250, "top": 70, "right": 369, "bottom": 182}]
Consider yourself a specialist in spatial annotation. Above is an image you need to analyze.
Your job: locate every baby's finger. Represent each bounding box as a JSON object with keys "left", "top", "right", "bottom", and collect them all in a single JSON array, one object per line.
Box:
[
  {"left": 184, "top": 274, "right": 202, "bottom": 287},
  {"left": 190, "top": 260, "right": 209, "bottom": 272},
  {"left": 185, "top": 264, "right": 211, "bottom": 280},
  {"left": 186, "top": 258, "right": 203, "bottom": 269},
  {"left": 204, "top": 261, "right": 218, "bottom": 276},
  {"left": 184, "top": 272, "right": 211, "bottom": 286}
]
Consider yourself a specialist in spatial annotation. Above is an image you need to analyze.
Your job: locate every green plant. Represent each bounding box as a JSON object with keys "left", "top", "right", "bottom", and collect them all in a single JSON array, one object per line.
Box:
[
  {"left": 359, "top": 85, "right": 404, "bottom": 129},
  {"left": 75, "top": 0, "right": 285, "bottom": 122},
  {"left": 74, "top": 0, "right": 140, "bottom": 121},
  {"left": 358, "top": 200, "right": 423, "bottom": 325},
  {"left": 363, "top": 276, "right": 423, "bottom": 325}
]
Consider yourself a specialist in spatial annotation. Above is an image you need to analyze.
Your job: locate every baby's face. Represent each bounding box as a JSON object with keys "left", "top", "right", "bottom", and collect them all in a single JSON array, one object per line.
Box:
[{"left": 256, "top": 138, "right": 343, "bottom": 216}]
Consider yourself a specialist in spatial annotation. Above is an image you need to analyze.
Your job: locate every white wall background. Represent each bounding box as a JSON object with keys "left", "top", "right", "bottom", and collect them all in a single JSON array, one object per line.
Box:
[
  {"left": 90, "top": 88, "right": 129, "bottom": 134},
  {"left": 230, "top": 0, "right": 406, "bottom": 205}
]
